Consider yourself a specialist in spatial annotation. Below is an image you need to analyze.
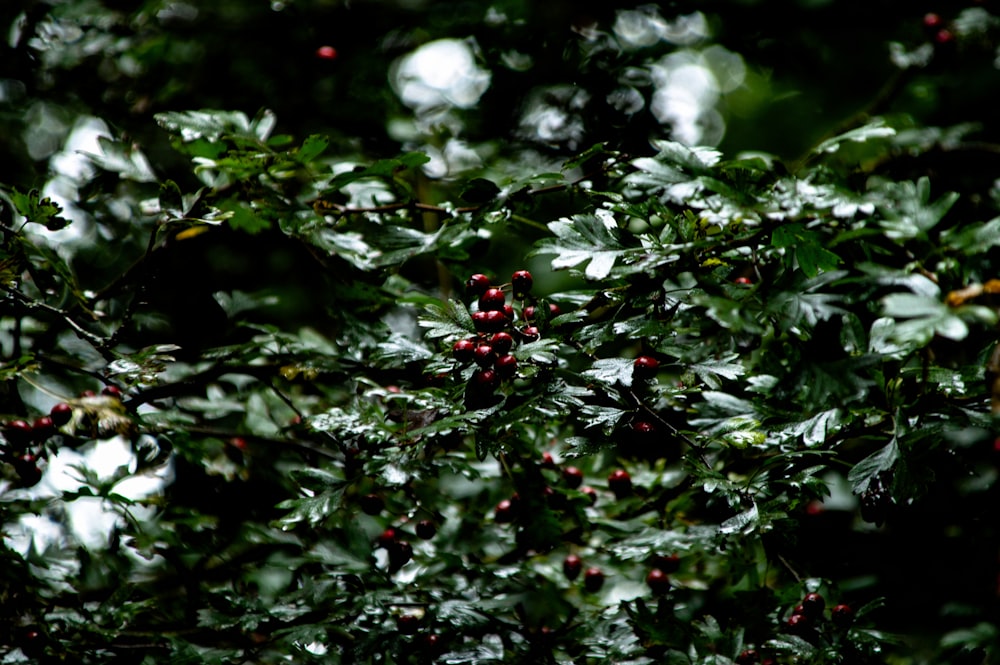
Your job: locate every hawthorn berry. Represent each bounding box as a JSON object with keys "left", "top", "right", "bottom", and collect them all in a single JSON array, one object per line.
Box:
[
  {"left": 474, "top": 344, "right": 497, "bottom": 368},
  {"left": 360, "top": 493, "right": 385, "bottom": 516},
  {"left": 416, "top": 520, "right": 437, "bottom": 540},
  {"left": 736, "top": 649, "right": 760, "bottom": 665},
  {"left": 548, "top": 303, "right": 561, "bottom": 316},
  {"left": 377, "top": 528, "right": 398, "bottom": 549},
  {"left": 562, "top": 466, "right": 584, "bottom": 489},
  {"left": 646, "top": 568, "right": 671, "bottom": 595},
  {"left": 17, "top": 626, "right": 46, "bottom": 659},
  {"left": 923, "top": 12, "right": 943, "bottom": 32},
  {"left": 494, "top": 499, "right": 516, "bottom": 523},
  {"left": 471, "top": 369, "right": 499, "bottom": 392},
  {"left": 14, "top": 454, "right": 43, "bottom": 487},
  {"left": 3, "top": 420, "right": 33, "bottom": 447},
  {"left": 785, "top": 613, "right": 811, "bottom": 636},
  {"left": 102, "top": 385, "right": 123, "bottom": 398},
  {"left": 633, "top": 355, "right": 660, "bottom": 380},
  {"left": 608, "top": 469, "right": 632, "bottom": 498},
  {"left": 563, "top": 554, "right": 583, "bottom": 580},
  {"left": 540, "top": 451, "right": 557, "bottom": 469},
  {"left": 632, "top": 420, "right": 656, "bottom": 435},
  {"left": 452, "top": 339, "right": 476, "bottom": 363},
  {"left": 831, "top": 603, "right": 854, "bottom": 628},
  {"left": 479, "top": 288, "right": 506, "bottom": 312},
  {"left": 801, "top": 592, "right": 825, "bottom": 619},
  {"left": 520, "top": 326, "right": 540, "bottom": 342},
  {"left": 734, "top": 276, "right": 752, "bottom": 285},
  {"left": 473, "top": 309, "right": 508, "bottom": 333},
  {"left": 934, "top": 28, "right": 955, "bottom": 46},
  {"left": 583, "top": 567, "right": 605, "bottom": 592},
  {"left": 522, "top": 305, "right": 537, "bottom": 320},
  {"left": 49, "top": 402, "right": 73, "bottom": 427},
  {"left": 652, "top": 554, "right": 680, "bottom": 574},
  {"left": 315, "top": 45, "right": 338, "bottom": 60},
  {"left": 494, "top": 354, "right": 518, "bottom": 379},
  {"left": 511, "top": 270, "right": 533, "bottom": 297},
  {"left": 580, "top": 486, "right": 598, "bottom": 504},
  {"left": 32, "top": 416, "right": 56, "bottom": 441},
  {"left": 489, "top": 332, "right": 513, "bottom": 355},
  {"left": 466, "top": 273, "right": 491, "bottom": 297},
  {"left": 80, "top": 390, "right": 97, "bottom": 398},
  {"left": 503, "top": 304, "right": 515, "bottom": 320},
  {"left": 396, "top": 613, "right": 421, "bottom": 635}
]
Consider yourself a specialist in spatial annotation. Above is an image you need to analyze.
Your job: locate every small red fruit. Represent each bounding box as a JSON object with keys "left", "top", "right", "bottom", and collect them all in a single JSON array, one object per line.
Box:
[
  {"left": 646, "top": 568, "right": 671, "bottom": 595},
  {"left": 49, "top": 402, "right": 73, "bottom": 426},
  {"left": 453, "top": 339, "right": 476, "bottom": 363},
  {"left": 548, "top": 303, "right": 561, "bottom": 316},
  {"left": 652, "top": 554, "right": 680, "bottom": 574},
  {"left": 580, "top": 486, "right": 598, "bottom": 504},
  {"left": 102, "top": 385, "right": 123, "bottom": 398},
  {"left": 583, "top": 567, "right": 605, "bottom": 592},
  {"left": 315, "top": 45, "right": 338, "bottom": 60},
  {"left": 934, "top": 28, "right": 955, "bottom": 45},
  {"left": 32, "top": 416, "right": 56, "bottom": 441},
  {"left": 736, "top": 649, "right": 760, "bottom": 665},
  {"left": 474, "top": 344, "right": 497, "bottom": 368},
  {"left": 734, "top": 276, "right": 752, "bottom": 285},
  {"left": 471, "top": 369, "right": 499, "bottom": 392},
  {"left": 801, "top": 592, "right": 825, "bottom": 619},
  {"left": 923, "top": 12, "right": 943, "bottom": 31},
  {"left": 503, "top": 304, "right": 515, "bottom": 320},
  {"left": 522, "top": 305, "right": 537, "bottom": 320},
  {"left": 511, "top": 270, "right": 533, "bottom": 297},
  {"left": 494, "top": 354, "right": 518, "bottom": 379},
  {"left": 494, "top": 499, "right": 516, "bottom": 523},
  {"left": 14, "top": 454, "right": 42, "bottom": 487},
  {"left": 520, "top": 326, "right": 540, "bottom": 342},
  {"left": 377, "top": 528, "right": 398, "bottom": 549},
  {"left": 563, "top": 554, "right": 583, "bottom": 580},
  {"left": 473, "top": 309, "right": 508, "bottom": 333},
  {"left": 608, "top": 469, "right": 632, "bottom": 498},
  {"left": 3, "top": 420, "right": 33, "bottom": 447},
  {"left": 388, "top": 540, "right": 413, "bottom": 571},
  {"left": 831, "top": 603, "right": 854, "bottom": 628},
  {"left": 786, "top": 613, "right": 811, "bottom": 635},
  {"left": 562, "top": 466, "right": 584, "bottom": 489},
  {"left": 360, "top": 493, "right": 385, "bottom": 516},
  {"left": 540, "top": 451, "right": 557, "bottom": 469},
  {"left": 466, "top": 273, "right": 491, "bottom": 297},
  {"left": 632, "top": 420, "right": 656, "bottom": 435},
  {"left": 416, "top": 520, "right": 437, "bottom": 540},
  {"left": 479, "top": 288, "right": 506, "bottom": 312},
  {"left": 489, "top": 332, "right": 514, "bottom": 355},
  {"left": 633, "top": 356, "right": 659, "bottom": 380},
  {"left": 396, "top": 613, "right": 421, "bottom": 635}
]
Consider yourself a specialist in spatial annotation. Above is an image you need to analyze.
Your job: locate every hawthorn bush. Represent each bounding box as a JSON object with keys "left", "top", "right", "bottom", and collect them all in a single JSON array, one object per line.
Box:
[{"left": 2, "top": 1, "right": 1000, "bottom": 664}]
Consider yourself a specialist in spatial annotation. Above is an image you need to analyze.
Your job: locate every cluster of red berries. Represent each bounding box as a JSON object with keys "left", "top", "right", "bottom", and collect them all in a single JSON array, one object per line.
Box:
[
  {"left": 1, "top": 386, "right": 124, "bottom": 487},
  {"left": 784, "top": 592, "right": 854, "bottom": 637},
  {"left": 561, "top": 553, "right": 606, "bottom": 592},
  {"left": 454, "top": 270, "right": 559, "bottom": 406},
  {"left": 370, "top": 491, "right": 438, "bottom": 574}
]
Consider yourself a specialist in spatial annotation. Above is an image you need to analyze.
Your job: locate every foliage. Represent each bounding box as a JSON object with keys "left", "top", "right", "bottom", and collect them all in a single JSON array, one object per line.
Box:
[{"left": 2, "top": 1, "right": 1000, "bottom": 664}]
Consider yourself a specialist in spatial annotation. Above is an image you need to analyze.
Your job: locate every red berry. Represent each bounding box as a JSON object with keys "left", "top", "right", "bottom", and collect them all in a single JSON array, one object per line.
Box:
[
  {"left": 453, "top": 339, "right": 476, "bottom": 363},
  {"left": 494, "top": 499, "right": 516, "bottom": 523},
  {"left": 479, "top": 288, "right": 506, "bottom": 312},
  {"left": 503, "top": 304, "right": 515, "bottom": 320},
  {"left": 632, "top": 420, "right": 656, "bottom": 435},
  {"left": 416, "top": 520, "right": 437, "bottom": 540},
  {"left": 102, "top": 385, "right": 123, "bottom": 398},
  {"left": 786, "top": 613, "right": 811, "bottom": 635},
  {"left": 923, "top": 12, "right": 943, "bottom": 31},
  {"left": 80, "top": 390, "right": 96, "bottom": 398},
  {"left": 32, "top": 416, "right": 56, "bottom": 441},
  {"left": 17, "top": 626, "right": 46, "bottom": 659},
  {"left": 377, "top": 528, "right": 398, "bottom": 549},
  {"left": 3, "top": 420, "right": 33, "bottom": 447},
  {"left": 646, "top": 568, "right": 671, "bottom": 595},
  {"left": 49, "top": 402, "right": 73, "bottom": 426},
  {"left": 540, "top": 452, "right": 557, "bottom": 469},
  {"left": 652, "top": 554, "right": 680, "bottom": 574},
  {"left": 734, "top": 276, "right": 752, "bottom": 285},
  {"left": 548, "top": 303, "right": 561, "bottom": 316},
  {"left": 315, "top": 45, "right": 338, "bottom": 60},
  {"left": 466, "top": 273, "right": 491, "bottom": 297},
  {"left": 471, "top": 369, "right": 499, "bottom": 392},
  {"left": 489, "top": 332, "right": 514, "bottom": 355},
  {"left": 14, "top": 454, "right": 43, "bottom": 487},
  {"left": 608, "top": 469, "right": 632, "bottom": 498},
  {"left": 633, "top": 356, "right": 659, "bottom": 380},
  {"left": 580, "top": 486, "right": 598, "bottom": 504},
  {"left": 511, "top": 270, "right": 533, "bottom": 297},
  {"left": 583, "top": 567, "right": 605, "bottom": 592},
  {"left": 831, "top": 603, "right": 854, "bottom": 628},
  {"left": 474, "top": 344, "right": 497, "bottom": 368},
  {"left": 562, "top": 466, "right": 584, "bottom": 489},
  {"left": 801, "top": 592, "right": 825, "bottom": 619},
  {"left": 396, "top": 613, "right": 421, "bottom": 635},
  {"left": 563, "top": 554, "right": 583, "bottom": 580},
  {"left": 360, "top": 493, "right": 385, "bottom": 516},
  {"left": 934, "top": 28, "right": 955, "bottom": 45},
  {"left": 473, "top": 309, "right": 508, "bottom": 333},
  {"left": 736, "top": 649, "right": 760, "bottom": 665},
  {"left": 494, "top": 354, "right": 518, "bottom": 379},
  {"left": 522, "top": 305, "right": 537, "bottom": 320},
  {"left": 520, "top": 326, "right": 540, "bottom": 342}
]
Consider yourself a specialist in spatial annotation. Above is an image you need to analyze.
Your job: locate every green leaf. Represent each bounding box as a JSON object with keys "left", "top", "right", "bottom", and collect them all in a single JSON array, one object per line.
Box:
[
  {"left": 296, "top": 135, "right": 330, "bottom": 163},
  {"left": 814, "top": 118, "right": 896, "bottom": 154},
  {"left": 418, "top": 299, "right": 475, "bottom": 340},
  {"left": 689, "top": 354, "right": 746, "bottom": 389},
  {"left": 533, "top": 211, "right": 631, "bottom": 280},
  {"left": 583, "top": 357, "right": 635, "bottom": 387},
  {"left": 155, "top": 109, "right": 258, "bottom": 142},
  {"left": 847, "top": 438, "right": 899, "bottom": 493}
]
